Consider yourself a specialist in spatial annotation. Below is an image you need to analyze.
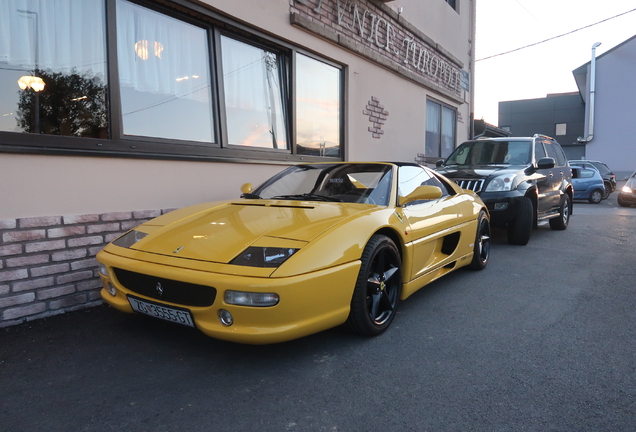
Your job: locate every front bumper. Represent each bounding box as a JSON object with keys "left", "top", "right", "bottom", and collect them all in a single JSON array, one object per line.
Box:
[
  {"left": 97, "top": 250, "right": 360, "bottom": 344},
  {"left": 618, "top": 191, "right": 636, "bottom": 205},
  {"left": 478, "top": 190, "right": 526, "bottom": 226}
]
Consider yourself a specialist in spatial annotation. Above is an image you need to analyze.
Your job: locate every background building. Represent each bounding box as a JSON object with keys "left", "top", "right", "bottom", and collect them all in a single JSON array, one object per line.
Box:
[
  {"left": 498, "top": 92, "right": 585, "bottom": 160},
  {"left": 0, "top": 0, "right": 476, "bottom": 326},
  {"left": 573, "top": 35, "right": 636, "bottom": 178},
  {"left": 498, "top": 35, "right": 636, "bottom": 179}
]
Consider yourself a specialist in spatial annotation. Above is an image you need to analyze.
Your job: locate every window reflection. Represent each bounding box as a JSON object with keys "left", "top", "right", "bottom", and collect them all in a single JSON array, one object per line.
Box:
[
  {"left": 426, "top": 100, "right": 456, "bottom": 159},
  {"left": 0, "top": 0, "right": 108, "bottom": 137},
  {"left": 221, "top": 36, "right": 287, "bottom": 149},
  {"left": 116, "top": 0, "right": 214, "bottom": 143},
  {"left": 296, "top": 54, "right": 341, "bottom": 158}
]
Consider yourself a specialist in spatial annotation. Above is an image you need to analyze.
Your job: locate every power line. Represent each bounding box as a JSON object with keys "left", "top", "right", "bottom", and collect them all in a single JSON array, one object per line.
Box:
[{"left": 476, "top": 7, "right": 636, "bottom": 62}]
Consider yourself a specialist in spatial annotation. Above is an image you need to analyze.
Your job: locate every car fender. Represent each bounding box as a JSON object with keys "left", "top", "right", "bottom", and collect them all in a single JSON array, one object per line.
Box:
[{"left": 271, "top": 208, "right": 404, "bottom": 278}]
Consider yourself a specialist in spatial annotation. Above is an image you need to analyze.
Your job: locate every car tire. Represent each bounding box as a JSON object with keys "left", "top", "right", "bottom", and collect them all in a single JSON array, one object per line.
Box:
[
  {"left": 346, "top": 234, "right": 402, "bottom": 336},
  {"left": 549, "top": 195, "right": 571, "bottom": 230},
  {"left": 603, "top": 182, "right": 611, "bottom": 199},
  {"left": 589, "top": 189, "right": 603, "bottom": 204},
  {"left": 470, "top": 210, "right": 490, "bottom": 270},
  {"left": 617, "top": 195, "right": 631, "bottom": 207},
  {"left": 507, "top": 197, "right": 533, "bottom": 246}
]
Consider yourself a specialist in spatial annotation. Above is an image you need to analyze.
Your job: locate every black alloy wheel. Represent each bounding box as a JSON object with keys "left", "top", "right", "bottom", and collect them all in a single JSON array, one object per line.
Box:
[
  {"left": 346, "top": 234, "right": 402, "bottom": 336},
  {"left": 470, "top": 210, "right": 490, "bottom": 270}
]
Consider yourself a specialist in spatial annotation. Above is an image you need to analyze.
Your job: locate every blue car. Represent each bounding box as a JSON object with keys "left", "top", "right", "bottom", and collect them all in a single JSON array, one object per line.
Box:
[{"left": 570, "top": 165, "right": 605, "bottom": 204}]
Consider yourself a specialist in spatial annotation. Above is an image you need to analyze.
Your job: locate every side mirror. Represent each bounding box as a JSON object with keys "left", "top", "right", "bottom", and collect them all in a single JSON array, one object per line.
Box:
[
  {"left": 240, "top": 183, "right": 253, "bottom": 194},
  {"left": 536, "top": 157, "right": 555, "bottom": 169},
  {"left": 399, "top": 185, "right": 443, "bottom": 206},
  {"left": 435, "top": 159, "right": 445, "bottom": 168}
]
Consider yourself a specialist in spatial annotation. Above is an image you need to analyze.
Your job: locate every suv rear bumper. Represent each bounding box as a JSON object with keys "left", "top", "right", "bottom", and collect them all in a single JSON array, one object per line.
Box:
[{"left": 478, "top": 190, "right": 527, "bottom": 226}]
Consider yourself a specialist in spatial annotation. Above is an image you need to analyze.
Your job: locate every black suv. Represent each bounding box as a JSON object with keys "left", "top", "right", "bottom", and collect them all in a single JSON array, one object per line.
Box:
[{"left": 436, "top": 135, "right": 573, "bottom": 245}]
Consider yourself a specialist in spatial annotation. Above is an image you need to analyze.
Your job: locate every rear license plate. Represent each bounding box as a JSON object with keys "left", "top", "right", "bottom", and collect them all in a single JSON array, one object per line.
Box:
[{"left": 127, "top": 295, "right": 195, "bottom": 327}]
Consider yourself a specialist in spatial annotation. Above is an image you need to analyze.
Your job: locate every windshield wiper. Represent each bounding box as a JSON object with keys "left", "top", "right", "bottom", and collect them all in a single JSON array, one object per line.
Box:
[
  {"left": 271, "top": 193, "right": 343, "bottom": 202},
  {"left": 241, "top": 193, "right": 262, "bottom": 199}
]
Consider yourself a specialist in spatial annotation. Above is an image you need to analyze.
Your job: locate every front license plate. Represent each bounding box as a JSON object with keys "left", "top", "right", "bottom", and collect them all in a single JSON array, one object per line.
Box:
[{"left": 127, "top": 295, "right": 195, "bottom": 328}]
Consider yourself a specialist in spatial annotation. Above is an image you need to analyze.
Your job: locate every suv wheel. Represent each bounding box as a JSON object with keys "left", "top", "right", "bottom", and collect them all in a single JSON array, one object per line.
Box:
[
  {"left": 549, "top": 195, "right": 571, "bottom": 230},
  {"left": 507, "top": 197, "right": 533, "bottom": 245}
]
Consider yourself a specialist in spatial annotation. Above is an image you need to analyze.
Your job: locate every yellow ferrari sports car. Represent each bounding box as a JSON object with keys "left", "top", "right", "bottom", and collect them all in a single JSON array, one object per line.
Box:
[{"left": 96, "top": 162, "right": 490, "bottom": 344}]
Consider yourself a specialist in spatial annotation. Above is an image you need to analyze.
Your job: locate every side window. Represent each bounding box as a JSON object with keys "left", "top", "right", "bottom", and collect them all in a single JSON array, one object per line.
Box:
[
  {"left": 552, "top": 143, "right": 567, "bottom": 167},
  {"left": 580, "top": 169, "right": 596, "bottom": 179},
  {"left": 398, "top": 166, "right": 448, "bottom": 205},
  {"left": 545, "top": 144, "right": 561, "bottom": 166},
  {"left": 534, "top": 142, "right": 546, "bottom": 161}
]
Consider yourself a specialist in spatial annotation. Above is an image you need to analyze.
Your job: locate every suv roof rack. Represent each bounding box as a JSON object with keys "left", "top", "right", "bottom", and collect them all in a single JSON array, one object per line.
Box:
[{"left": 533, "top": 134, "right": 554, "bottom": 140}]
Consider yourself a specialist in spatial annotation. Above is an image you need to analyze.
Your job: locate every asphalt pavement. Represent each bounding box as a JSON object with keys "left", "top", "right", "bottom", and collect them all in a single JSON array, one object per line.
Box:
[{"left": 1, "top": 192, "right": 635, "bottom": 432}]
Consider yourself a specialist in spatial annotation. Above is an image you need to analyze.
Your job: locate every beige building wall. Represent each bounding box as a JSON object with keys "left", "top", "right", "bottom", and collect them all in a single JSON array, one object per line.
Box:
[{"left": 0, "top": 0, "right": 474, "bottom": 326}]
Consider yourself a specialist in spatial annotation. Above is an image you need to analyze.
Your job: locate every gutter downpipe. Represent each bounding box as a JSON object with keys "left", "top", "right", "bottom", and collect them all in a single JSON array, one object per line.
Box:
[{"left": 579, "top": 42, "right": 601, "bottom": 144}]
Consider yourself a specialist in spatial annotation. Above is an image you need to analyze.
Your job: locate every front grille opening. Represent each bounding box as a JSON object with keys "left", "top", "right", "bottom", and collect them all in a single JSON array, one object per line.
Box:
[
  {"left": 454, "top": 179, "right": 485, "bottom": 193},
  {"left": 113, "top": 268, "right": 216, "bottom": 307}
]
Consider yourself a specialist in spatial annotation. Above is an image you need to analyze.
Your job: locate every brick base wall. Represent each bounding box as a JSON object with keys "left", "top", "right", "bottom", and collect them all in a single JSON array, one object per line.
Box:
[{"left": 0, "top": 208, "right": 174, "bottom": 327}]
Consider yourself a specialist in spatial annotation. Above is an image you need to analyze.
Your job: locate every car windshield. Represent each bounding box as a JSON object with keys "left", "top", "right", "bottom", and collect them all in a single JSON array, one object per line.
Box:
[
  {"left": 246, "top": 164, "right": 394, "bottom": 206},
  {"left": 445, "top": 140, "right": 531, "bottom": 166}
]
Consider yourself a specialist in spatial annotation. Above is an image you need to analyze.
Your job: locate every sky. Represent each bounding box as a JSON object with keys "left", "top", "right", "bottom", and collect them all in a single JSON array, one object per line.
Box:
[{"left": 474, "top": 0, "right": 636, "bottom": 125}]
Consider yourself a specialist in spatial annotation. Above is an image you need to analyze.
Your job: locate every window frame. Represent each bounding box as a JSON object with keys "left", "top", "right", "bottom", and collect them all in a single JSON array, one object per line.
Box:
[
  {"left": 425, "top": 98, "right": 457, "bottom": 162},
  {"left": 0, "top": 0, "right": 345, "bottom": 163}
]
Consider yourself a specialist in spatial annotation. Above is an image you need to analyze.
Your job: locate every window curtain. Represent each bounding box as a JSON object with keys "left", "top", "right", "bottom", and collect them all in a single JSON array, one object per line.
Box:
[
  {"left": 116, "top": 0, "right": 210, "bottom": 101},
  {"left": 0, "top": 0, "right": 105, "bottom": 73},
  {"left": 441, "top": 106, "right": 456, "bottom": 158},
  {"left": 425, "top": 100, "right": 441, "bottom": 157}
]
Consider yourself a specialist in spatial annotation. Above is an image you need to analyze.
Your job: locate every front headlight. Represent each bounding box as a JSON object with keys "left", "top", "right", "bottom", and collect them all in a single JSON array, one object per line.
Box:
[
  {"left": 622, "top": 185, "right": 633, "bottom": 194},
  {"left": 485, "top": 174, "right": 515, "bottom": 192},
  {"left": 230, "top": 247, "right": 298, "bottom": 268},
  {"left": 112, "top": 230, "right": 148, "bottom": 248}
]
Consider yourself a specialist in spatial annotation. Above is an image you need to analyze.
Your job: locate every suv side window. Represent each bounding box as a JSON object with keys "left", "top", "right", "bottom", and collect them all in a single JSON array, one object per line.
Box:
[
  {"left": 553, "top": 143, "right": 567, "bottom": 167},
  {"left": 534, "top": 141, "right": 547, "bottom": 161},
  {"left": 545, "top": 143, "right": 565, "bottom": 167}
]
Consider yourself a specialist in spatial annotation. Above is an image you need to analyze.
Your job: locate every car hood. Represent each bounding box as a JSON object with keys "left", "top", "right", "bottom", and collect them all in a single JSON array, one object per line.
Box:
[
  {"left": 436, "top": 164, "right": 526, "bottom": 179},
  {"left": 128, "top": 200, "right": 371, "bottom": 263}
]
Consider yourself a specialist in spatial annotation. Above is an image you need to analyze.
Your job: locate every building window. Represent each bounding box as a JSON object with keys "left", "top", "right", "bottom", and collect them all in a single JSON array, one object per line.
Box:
[
  {"left": 0, "top": 0, "right": 108, "bottom": 137},
  {"left": 445, "top": 0, "right": 459, "bottom": 12},
  {"left": 221, "top": 36, "right": 287, "bottom": 149},
  {"left": 555, "top": 123, "right": 567, "bottom": 136},
  {"left": 295, "top": 53, "right": 341, "bottom": 158},
  {"left": 117, "top": 0, "right": 214, "bottom": 143},
  {"left": 426, "top": 99, "right": 456, "bottom": 159},
  {"left": 0, "top": 0, "right": 343, "bottom": 162}
]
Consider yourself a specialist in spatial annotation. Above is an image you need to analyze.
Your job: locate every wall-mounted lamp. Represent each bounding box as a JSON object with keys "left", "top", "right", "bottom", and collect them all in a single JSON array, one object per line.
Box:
[
  {"left": 134, "top": 40, "right": 164, "bottom": 60},
  {"left": 17, "top": 75, "right": 45, "bottom": 92}
]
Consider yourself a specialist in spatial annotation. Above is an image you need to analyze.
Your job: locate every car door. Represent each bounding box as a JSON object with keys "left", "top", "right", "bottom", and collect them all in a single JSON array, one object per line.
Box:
[
  {"left": 533, "top": 140, "right": 554, "bottom": 215},
  {"left": 546, "top": 141, "right": 570, "bottom": 211},
  {"left": 397, "top": 165, "right": 469, "bottom": 281},
  {"left": 537, "top": 141, "right": 566, "bottom": 212}
]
